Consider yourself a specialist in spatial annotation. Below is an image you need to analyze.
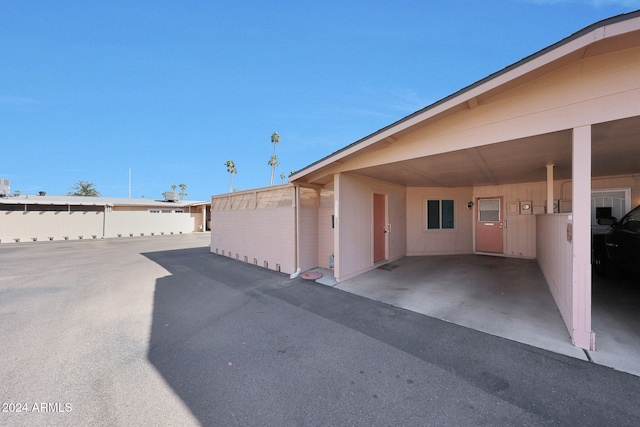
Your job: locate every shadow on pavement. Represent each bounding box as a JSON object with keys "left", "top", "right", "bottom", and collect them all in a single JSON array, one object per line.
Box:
[{"left": 143, "top": 246, "right": 640, "bottom": 426}]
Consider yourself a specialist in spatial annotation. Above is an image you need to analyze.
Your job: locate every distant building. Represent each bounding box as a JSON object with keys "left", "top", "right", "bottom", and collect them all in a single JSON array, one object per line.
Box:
[{"left": 0, "top": 193, "right": 210, "bottom": 243}]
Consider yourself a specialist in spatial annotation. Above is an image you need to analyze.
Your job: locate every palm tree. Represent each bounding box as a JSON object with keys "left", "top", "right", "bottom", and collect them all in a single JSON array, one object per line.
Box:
[
  {"left": 280, "top": 172, "right": 286, "bottom": 184},
  {"left": 178, "top": 183, "right": 187, "bottom": 200},
  {"left": 269, "top": 132, "right": 280, "bottom": 185},
  {"left": 268, "top": 155, "right": 280, "bottom": 185},
  {"left": 68, "top": 181, "right": 101, "bottom": 197},
  {"left": 225, "top": 160, "right": 237, "bottom": 193}
]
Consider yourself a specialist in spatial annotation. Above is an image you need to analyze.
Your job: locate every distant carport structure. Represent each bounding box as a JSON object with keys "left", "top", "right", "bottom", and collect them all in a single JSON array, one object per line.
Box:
[{"left": 285, "top": 11, "right": 640, "bottom": 350}]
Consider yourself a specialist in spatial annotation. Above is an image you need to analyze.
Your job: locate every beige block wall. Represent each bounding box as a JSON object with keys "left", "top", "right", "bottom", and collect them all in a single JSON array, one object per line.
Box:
[
  {"left": 406, "top": 187, "right": 474, "bottom": 256},
  {"left": 1, "top": 211, "right": 105, "bottom": 243},
  {"left": 335, "top": 173, "right": 406, "bottom": 282},
  {"left": 1, "top": 209, "right": 200, "bottom": 244},
  {"left": 210, "top": 205, "right": 296, "bottom": 274},
  {"left": 105, "top": 211, "right": 196, "bottom": 237}
]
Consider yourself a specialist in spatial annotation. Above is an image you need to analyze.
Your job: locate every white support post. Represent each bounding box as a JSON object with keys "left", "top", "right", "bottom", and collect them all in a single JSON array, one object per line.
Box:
[
  {"left": 546, "top": 163, "right": 554, "bottom": 213},
  {"left": 572, "top": 125, "right": 594, "bottom": 350}
]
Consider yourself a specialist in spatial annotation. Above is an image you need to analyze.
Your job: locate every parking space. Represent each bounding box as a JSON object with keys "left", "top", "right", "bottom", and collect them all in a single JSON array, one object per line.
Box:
[
  {"left": 332, "top": 255, "right": 640, "bottom": 376},
  {"left": 591, "top": 274, "right": 640, "bottom": 375}
]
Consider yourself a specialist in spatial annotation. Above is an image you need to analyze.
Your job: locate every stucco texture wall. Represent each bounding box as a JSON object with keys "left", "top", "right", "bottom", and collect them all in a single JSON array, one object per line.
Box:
[
  {"left": 1, "top": 209, "right": 199, "bottom": 243},
  {"left": 317, "top": 186, "right": 334, "bottom": 269},
  {"left": 105, "top": 211, "right": 195, "bottom": 237},
  {"left": 536, "top": 213, "right": 573, "bottom": 340},
  {"left": 406, "top": 187, "right": 474, "bottom": 256},
  {"left": 335, "top": 173, "right": 406, "bottom": 282},
  {"left": 299, "top": 187, "right": 319, "bottom": 272},
  {"left": 210, "top": 187, "right": 296, "bottom": 274},
  {"left": 1, "top": 211, "right": 104, "bottom": 243}
]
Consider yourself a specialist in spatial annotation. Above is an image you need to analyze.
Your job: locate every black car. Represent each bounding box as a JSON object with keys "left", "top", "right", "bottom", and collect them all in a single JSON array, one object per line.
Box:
[{"left": 593, "top": 204, "right": 640, "bottom": 279}]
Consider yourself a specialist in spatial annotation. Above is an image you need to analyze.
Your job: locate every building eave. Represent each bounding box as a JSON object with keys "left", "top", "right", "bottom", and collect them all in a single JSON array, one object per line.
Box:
[{"left": 289, "top": 10, "right": 640, "bottom": 184}]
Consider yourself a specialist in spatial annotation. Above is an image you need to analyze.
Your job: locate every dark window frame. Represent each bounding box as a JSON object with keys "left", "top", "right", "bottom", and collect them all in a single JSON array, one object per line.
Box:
[{"left": 426, "top": 199, "right": 455, "bottom": 230}]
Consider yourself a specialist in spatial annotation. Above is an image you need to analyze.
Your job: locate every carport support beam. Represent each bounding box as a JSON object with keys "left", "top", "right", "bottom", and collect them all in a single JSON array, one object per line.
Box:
[
  {"left": 546, "top": 164, "right": 554, "bottom": 214},
  {"left": 572, "top": 125, "right": 595, "bottom": 351}
]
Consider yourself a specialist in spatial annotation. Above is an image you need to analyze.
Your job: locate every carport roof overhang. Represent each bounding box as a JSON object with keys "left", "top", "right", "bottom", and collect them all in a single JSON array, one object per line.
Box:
[
  {"left": 334, "top": 116, "right": 640, "bottom": 188},
  {"left": 290, "top": 11, "right": 640, "bottom": 188}
]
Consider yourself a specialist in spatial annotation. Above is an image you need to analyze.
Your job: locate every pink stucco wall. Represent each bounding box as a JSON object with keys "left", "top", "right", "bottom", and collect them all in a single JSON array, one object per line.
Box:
[
  {"left": 317, "top": 186, "right": 334, "bottom": 269},
  {"left": 210, "top": 186, "right": 297, "bottom": 274},
  {"left": 335, "top": 173, "right": 406, "bottom": 282},
  {"left": 298, "top": 187, "right": 319, "bottom": 272},
  {"left": 406, "top": 187, "right": 473, "bottom": 256},
  {"left": 536, "top": 213, "right": 574, "bottom": 340}
]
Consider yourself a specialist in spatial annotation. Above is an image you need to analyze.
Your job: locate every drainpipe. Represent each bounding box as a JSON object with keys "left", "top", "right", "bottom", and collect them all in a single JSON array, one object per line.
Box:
[{"left": 289, "top": 185, "right": 302, "bottom": 279}]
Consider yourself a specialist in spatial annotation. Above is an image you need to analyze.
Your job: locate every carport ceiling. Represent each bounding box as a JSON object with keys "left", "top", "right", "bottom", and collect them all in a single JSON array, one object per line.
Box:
[{"left": 349, "top": 116, "right": 640, "bottom": 188}]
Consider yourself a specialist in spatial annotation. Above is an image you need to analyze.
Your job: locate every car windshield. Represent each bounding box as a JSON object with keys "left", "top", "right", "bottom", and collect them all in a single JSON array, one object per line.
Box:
[{"left": 621, "top": 206, "right": 640, "bottom": 231}]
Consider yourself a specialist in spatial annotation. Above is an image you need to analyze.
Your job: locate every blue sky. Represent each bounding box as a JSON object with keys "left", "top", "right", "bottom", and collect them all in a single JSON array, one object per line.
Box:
[{"left": 1, "top": 0, "right": 639, "bottom": 201}]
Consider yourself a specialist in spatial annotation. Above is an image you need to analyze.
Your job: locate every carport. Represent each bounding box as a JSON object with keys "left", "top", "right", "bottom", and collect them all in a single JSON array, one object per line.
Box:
[
  {"left": 325, "top": 115, "right": 640, "bottom": 349},
  {"left": 319, "top": 255, "right": 640, "bottom": 376},
  {"left": 290, "top": 13, "right": 640, "bottom": 354}
]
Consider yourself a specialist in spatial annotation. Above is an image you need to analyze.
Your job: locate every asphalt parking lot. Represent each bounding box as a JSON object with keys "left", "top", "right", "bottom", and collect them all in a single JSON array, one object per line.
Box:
[{"left": 1, "top": 233, "right": 640, "bottom": 426}]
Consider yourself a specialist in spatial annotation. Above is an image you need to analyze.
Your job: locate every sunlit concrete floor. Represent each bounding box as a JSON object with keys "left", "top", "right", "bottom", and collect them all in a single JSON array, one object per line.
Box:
[{"left": 309, "top": 255, "right": 640, "bottom": 377}]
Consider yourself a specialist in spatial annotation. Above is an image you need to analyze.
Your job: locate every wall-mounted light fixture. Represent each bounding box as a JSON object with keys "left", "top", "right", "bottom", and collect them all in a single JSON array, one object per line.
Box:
[{"left": 467, "top": 201, "right": 474, "bottom": 210}]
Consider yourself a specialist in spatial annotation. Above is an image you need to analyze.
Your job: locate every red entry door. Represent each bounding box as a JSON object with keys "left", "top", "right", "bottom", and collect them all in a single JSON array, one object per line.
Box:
[
  {"left": 373, "top": 193, "right": 386, "bottom": 262},
  {"left": 476, "top": 197, "right": 504, "bottom": 254}
]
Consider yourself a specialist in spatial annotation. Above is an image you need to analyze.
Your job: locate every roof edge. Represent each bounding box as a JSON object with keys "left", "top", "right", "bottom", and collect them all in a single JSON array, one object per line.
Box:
[{"left": 290, "top": 9, "right": 640, "bottom": 182}]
